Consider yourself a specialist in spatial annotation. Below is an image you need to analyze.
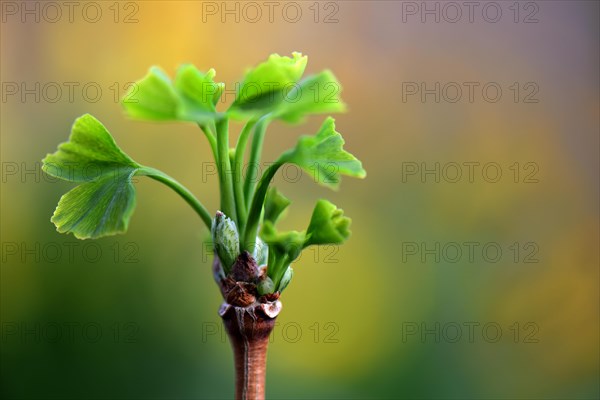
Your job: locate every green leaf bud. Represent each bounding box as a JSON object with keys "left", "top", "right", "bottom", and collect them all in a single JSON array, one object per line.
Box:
[
  {"left": 253, "top": 236, "right": 269, "bottom": 267},
  {"left": 278, "top": 267, "right": 293, "bottom": 292},
  {"left": 258, "top": 277, "right": 275, "bottom": 296},
  {"left": 211, "top": 211, "right": 240, "bottom": 274}
]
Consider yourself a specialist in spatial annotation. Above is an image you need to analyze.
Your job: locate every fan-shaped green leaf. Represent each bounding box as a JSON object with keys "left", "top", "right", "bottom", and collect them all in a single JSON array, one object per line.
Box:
[
  {"left": 123, "top": 65, "right": 222, "bottom": 123},
  {"left": 279, "top": 117, "right": 366, "bottom": 189},
  {"left": 42, "top": 114, "right": 141, "bottom": 239},
  {"left": 228, "top": 52, "right": 307, "bottom": 119}
]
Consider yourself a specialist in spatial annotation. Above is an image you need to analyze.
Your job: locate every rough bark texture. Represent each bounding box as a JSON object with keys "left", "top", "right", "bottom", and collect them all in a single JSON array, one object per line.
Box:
[{"left": 220, "top": 302, "right": 281, "bottom": 400}]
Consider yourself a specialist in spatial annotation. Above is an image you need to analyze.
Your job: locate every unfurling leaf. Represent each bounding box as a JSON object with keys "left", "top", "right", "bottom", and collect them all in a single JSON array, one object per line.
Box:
[
  {"left": 260, "top": 221, "right": 305, "bottom": 288},
  {"left": 227, "top": 53, "right": 346, "bottom": 123},
  {"left": 228, "top": 52, "right": 307, "bottom": 119},
  {"left": 123, "top": 65, "right": 223, "bottom": 123},
  {"left": 305, "top": 199, "right": 351, "bottom": 246},
  {"left": 42, "top": 114, "right": 141, "bottom": 239},
  {"left": 260, "top": 221, "right": 305, "bottom": 263},
  {"left": 279, "top": 117, "right": 366, "bottom": 189},
  {"left": 273, "top": 70, "right": 346, "bottom": 123},
  {"left": 240, "top": 52, "right": 307, "bottom": 94},
  {"left": 264, "top": 187, "right": 291, "bottom": 224}
]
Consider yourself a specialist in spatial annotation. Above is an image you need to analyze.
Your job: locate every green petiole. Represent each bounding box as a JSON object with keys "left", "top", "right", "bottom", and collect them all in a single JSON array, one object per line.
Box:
[
  {"left": 243, "top": 117, "right": 270, "bottom": 210},
  {"left": 233, "top": 120, "right": 257, "bottom": 234},
  {"left": 216, "top": 117, "right": 236, "bottom": 224},
  {"left": 199, "top": 123, "right": 218, "bottom": 166},
  {"left": 243, "top": 161, "right": 282, "bottom": 253}
]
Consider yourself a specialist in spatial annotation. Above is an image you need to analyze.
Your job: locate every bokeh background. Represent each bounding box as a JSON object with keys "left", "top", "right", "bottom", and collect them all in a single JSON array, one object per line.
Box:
[{"left": 1, "top": 1, "right": 598, "bottom": 399}]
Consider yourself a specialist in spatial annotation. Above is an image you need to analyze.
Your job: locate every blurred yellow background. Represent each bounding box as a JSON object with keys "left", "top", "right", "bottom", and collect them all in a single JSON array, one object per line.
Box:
[{"left": 1, "top": 1, "right": 598, "bottom": 399}]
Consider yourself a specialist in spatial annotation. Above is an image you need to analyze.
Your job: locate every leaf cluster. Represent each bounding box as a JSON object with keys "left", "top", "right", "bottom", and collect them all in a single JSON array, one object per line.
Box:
[{"left": 42, "top": 53, "right": 366, "bottom": 295}]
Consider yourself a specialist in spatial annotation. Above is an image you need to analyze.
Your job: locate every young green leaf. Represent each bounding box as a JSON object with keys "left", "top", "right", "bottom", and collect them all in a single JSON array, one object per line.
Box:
[
  {"left": 243, "top": 118, "right": 365, "bottom": 253},
  {"left": 123, "top": 65, "right": 223, "bottom": 123},
  {"left": 272, "top": 70, "right": 347, "bottom": 124},
  {"left": 260, "top": 221, "right": 305, "bottom": 287},
  {"left": 305, "top": 199, "right": 351, "bottom": 246},
  {"left": 264, "top": 187, "right": 291, "bottom": 224},
  {"left": 42, "top": 114, "right": 141, "bottom": 239},
  {"left": 228, "top": 52, "right": 307, "bottom": 119},
  {"left": 257, "top": 200, "right": 351, "bottom": 292},
  {"left": 176, "top": 64, "right": 224, "bottom": 108},
  {"left": 228, "top": 54, "right": 346, "bottom": 124},
  {"left": 240, "top": 52, "right": 307, "bottom": 93},
  {"left": 43, "top": 114, "right": 140, "bottom": 182},
  {"left": 50, "top": 171, "right": 138, "bottom": 240},
  {"left": 260, "top": 221, "right": 305, "bottom": 262},
  {"left": 43, "top": 114, "right": 214, "bottom": 239},
  {"left": 278, "top": 117, "right": 366, "bottom": 189}
]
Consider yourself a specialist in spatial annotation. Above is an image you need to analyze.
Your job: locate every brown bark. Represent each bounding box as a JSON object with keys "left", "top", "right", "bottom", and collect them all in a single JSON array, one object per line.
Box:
[
  {"left": 220, "top": 302, "right": 281, "bottom": 400},
  {"left": 215, "top": 254, "right": 282, "bottom": 399}
]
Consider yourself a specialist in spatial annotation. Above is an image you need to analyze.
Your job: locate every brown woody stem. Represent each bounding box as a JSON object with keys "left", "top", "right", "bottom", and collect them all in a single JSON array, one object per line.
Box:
[{"left": 219, "top": 301, "right": 282, "bottom": 400}]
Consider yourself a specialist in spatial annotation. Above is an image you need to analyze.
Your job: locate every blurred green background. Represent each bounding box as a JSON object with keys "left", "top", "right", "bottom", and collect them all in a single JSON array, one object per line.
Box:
[{"left": 1, "top": 1, "right": 598, "bottom": 399}]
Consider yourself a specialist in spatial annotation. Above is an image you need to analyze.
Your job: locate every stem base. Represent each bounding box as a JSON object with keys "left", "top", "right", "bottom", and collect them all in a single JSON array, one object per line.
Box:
[{"left": 219, "top": 301, "right": 282, "bottom": 400}]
